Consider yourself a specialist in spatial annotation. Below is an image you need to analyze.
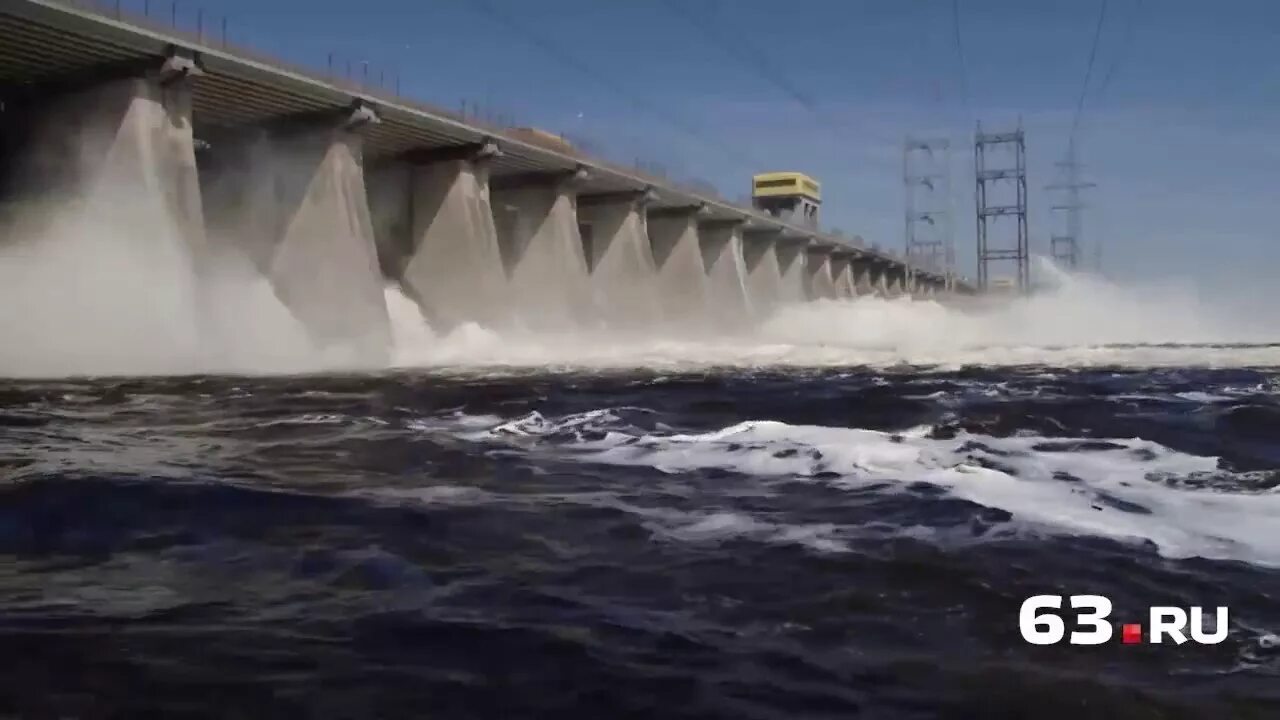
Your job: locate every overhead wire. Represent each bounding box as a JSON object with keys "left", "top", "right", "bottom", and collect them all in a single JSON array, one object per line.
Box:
[
  {"left": 951, "top": 0, "right": 972, "bottom": 124},
  {"left": 1070, "top": 0, "right": 1111, "bottom": 141},
  {"left": 658, "top": 0, "right": 819, "bottom": 114},
  {"left": 1094, "top": 0, "right": 1143, "bottom": 104},
  {"left": 462, "top": 0, "right": 773, "bottom": 174}
]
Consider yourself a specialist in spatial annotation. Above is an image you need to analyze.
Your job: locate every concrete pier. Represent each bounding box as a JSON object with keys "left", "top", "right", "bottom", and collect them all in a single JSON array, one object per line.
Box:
[
  {"left": 854, "top": 262, "right": 878, "bottom": 296},
  {"left": 742, "top": 231, "right": 785, "bottom": 317},
  {"left": 804, "top": 247, "right": 838, "bottom": 300},
  {"left": 741, "top": 231, "right": 809, "bottom": 316},
  {"left": 648, "top": 207, "right": 712, "bottom": 328},
  {"left": 776, "top": 239, "right": 809, "bottom": 305},
  {"left": 577, "top": 191, "right": 662, "bottom": 330},
  {"left": 2, "top": 71, "right": 206, "bottom": 261},
  {"left": 830, "top": 253, "right": 858, "bottom": 299},
  {"left": 698, "top": 219, "right": 753, "bottom": 328},
  {"left": 201, "top": 110, "right": 391, "bottom": 362},
  {"left": 884, "top": 267, "right": 906, "bottom": 297},
  {"left": 491, "top": 171, "right": 595, "bottom": 330},
  {"left": 389, "top": 148, "right": 509, "bottom": 329}
]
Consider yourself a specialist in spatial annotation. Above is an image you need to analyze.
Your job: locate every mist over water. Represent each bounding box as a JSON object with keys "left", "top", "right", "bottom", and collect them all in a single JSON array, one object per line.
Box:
[
  {"left": 0, "top": 197, "right": 338, "bottom": 378},
  {"left": 1, "top": 229, "right": 1278, "bottom": 379},
  {"left": 0, "top": 90, "right": 1276, "bottom": 379},
  {"left": 379, "top": 261, "right": 1280, "bottom": 374}
]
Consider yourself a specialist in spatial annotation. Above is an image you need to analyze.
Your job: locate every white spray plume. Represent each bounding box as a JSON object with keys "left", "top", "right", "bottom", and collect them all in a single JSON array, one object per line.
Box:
[{"left": 0, "top": 93, "right": 1275, "bottom": 380}]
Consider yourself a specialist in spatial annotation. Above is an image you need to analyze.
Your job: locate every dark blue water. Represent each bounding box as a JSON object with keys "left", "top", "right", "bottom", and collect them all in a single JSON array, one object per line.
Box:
[{"left": 1, "top": 364, "right": 1278, "bottom": 718}]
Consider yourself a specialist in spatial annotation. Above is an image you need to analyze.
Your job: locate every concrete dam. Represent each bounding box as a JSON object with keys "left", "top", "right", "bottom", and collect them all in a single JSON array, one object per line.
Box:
[{"left": 0, "top": 0, "right": 967, "bottom": 367}]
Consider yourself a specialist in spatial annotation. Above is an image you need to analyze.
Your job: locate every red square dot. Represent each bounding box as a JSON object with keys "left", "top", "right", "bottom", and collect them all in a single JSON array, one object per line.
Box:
[{"left": 1122, "top": 623, "right": 1143, "bottom": 644}]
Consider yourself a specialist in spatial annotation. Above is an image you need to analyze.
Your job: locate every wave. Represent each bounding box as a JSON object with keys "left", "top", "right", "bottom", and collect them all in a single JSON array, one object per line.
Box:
[{"left": 432, "top": 408, "right": 1280, "bottom": 568}]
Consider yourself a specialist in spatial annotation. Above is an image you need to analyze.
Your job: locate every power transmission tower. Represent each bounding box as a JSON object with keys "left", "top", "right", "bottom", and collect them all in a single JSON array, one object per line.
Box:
[
  {"left": 974, "top": 121, "right": 1029, "bottom": 292},
  {"left": 903, "top": 137, "right": 954, "bottom": 280},
  {"left": 1045, "top": 138, "right": 1096, "bottom": 270}
]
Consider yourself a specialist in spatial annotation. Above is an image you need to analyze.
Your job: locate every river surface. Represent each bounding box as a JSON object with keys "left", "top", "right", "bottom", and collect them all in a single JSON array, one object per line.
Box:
[{"left": 1, "top": 357, "right": 1279, "bottom": 718}]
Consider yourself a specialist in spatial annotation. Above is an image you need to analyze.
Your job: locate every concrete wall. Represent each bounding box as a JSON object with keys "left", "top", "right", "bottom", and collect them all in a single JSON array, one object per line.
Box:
[
  {"left": 577, "top": 197, "right": 661, "bottom": 330},
  {"left": 491, "top": 182, "right": 594, "bottom": 330},
  {"left": 698, "top": 221, "right": 753, "bottom": 329},
  {"left": 648, "top": 211, "right": 711, "bottom": 328}
]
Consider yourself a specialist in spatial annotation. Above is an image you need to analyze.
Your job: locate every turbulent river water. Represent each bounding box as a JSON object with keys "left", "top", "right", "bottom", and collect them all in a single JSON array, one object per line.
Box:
[
  {"left": 1, "top": 257, "right": 1279, "bottom": 717},
  {"left": 2, "top": 350, "right": 1279, "bottom": 718}
]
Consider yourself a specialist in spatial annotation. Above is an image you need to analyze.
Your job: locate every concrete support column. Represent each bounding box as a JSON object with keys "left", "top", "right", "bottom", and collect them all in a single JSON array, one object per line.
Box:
[
  {"left": 369, "top": 142, "right": 508, "bottom": 330},
  {"left": 742, "top": 230, "right": 784, "bottom": 317},
  {"left": 884, "top": 267, "right": 905, "bottom": 297},
  {"left": 742, "top": 230, "right": 807, "bottom": 316},
  {"left": 490, "top": 169, "right": 595, "bottom": 330},
  {"left": 851, "top": 261, "right": 877, "bottom": 297},
  {"left": 647, "top": 206, "right": 712, "bottom": 328},
  {"left": 867, "top": 264, "right": 890, "bottom": 297},
  {"left": 1, "top": 66, "right": 206, "bottom": 264},
  {"left": 697, "top": 218, "right": 753, "bottom": 329},
  {"left": 201, "top": 103, "right": 391, "bottom": 363},
  {"left": 830, "top": 253, "right": 858, "bottom": 299},
  {"left": 804, "top": 246, "right": 838, "bottom": 300},
  {"left": 776, "top": 238, "right": 809, "bottom": 304},
  {"left": 0, "top": 57, "right": 211, "bottom": 369},
  {"left": 578, "top": 190, "right": 661, "bottom": 330},
  {"left": 907, "top": 273, "right": 929, "bottom": 300}
]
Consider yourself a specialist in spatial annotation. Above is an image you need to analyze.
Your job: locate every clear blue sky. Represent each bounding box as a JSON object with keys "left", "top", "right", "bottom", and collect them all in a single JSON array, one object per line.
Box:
[{"left": 142, "top": 0, "right": 1279, "bottom": 289}]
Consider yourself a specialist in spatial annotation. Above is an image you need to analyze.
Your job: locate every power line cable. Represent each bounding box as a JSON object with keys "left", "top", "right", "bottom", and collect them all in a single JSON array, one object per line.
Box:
[
  {"left": 951, "top": 0, "right": 972, "bottom": 123},
  {"left": 462, "top": 0, "right": 771, "bottom": 173},
  {"left": 1094, "top": 0, "right": 1143, "bottom": 104},
  {"left": 1070, "top": 0, "right": 1110, "bottom": 140},
  {"left": 658, "top": 0, "right": 819, "bottom": 113}
]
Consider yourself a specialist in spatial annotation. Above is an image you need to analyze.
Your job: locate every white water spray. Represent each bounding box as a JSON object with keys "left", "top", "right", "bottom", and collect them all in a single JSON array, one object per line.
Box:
[
  {"left": 0, "top": 80, "right": 1276, "bottom": 378},
  {"left": 376, "top": 261, "right": 1280, "bottom": 373}
]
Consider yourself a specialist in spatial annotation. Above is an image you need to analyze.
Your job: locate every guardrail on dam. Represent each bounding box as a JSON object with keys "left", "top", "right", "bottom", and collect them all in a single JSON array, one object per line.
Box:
[{"left": 0, "top": 0, "right": 971, "bottom": 364}]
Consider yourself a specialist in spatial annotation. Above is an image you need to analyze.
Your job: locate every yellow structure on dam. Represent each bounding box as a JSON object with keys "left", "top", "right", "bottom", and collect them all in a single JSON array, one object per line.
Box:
[{"left": 751, "top": 172, "right": 822, "bottom": 229}]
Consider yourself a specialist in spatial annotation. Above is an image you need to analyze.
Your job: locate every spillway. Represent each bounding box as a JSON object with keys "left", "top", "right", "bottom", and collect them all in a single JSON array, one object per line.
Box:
[
  {"left": 202, "top": 125, "right": 391, "bottom": 364},
  {"left": 578, "top": 195, "right": 662, "bottom": 331},
  {"left": 491, "top": 183, "right": 596, "bottom": 331}
]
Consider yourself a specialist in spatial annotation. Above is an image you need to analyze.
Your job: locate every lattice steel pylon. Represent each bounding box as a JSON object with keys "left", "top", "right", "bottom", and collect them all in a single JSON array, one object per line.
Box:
[
  {"left": 1045, "top": 138, "right": 1096, "bottom": 271},
  {"left": 974, "top": 121, "right": 1029, "bottom": 292},
  {"left": 903, "top": 136, "right": 954, "bottom": 284}
]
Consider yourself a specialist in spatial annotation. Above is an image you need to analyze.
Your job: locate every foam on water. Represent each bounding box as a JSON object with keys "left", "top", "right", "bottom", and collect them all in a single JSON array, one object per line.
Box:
[{"left": 446, "top": 408, "right": 1280, "bottom": 568}]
